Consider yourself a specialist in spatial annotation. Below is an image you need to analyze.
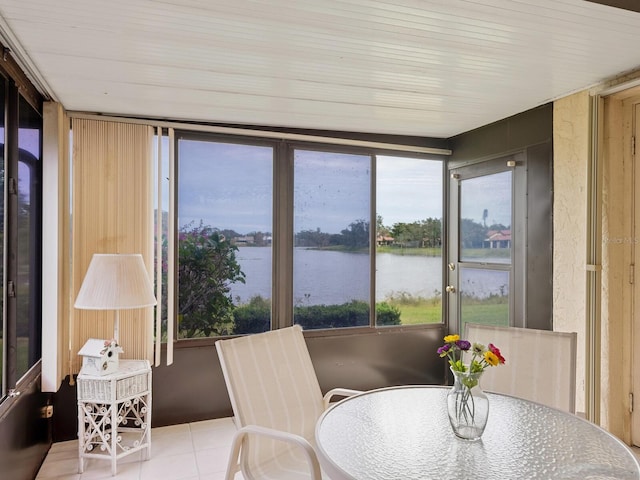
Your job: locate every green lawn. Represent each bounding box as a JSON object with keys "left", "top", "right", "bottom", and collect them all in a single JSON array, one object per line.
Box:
[
  {"left": 461, "top": 303, "right": 509, "bottom": 324},
  {"left": 376, "top": 246, "right": 441, "bottom": 256},
  {"left": 383, "top": 297, "right": 509, "bottom": 328},
  {"left": 397, "top": 303, "right": 441, "bottom": 324},
  {"left": 460, "top": 303, "right": 509, "bottom": 332}
]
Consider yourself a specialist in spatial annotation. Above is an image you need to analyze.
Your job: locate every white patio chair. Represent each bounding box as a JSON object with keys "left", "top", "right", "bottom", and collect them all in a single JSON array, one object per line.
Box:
[
  {"left": 215, "top": 325, "right": 361, "bottom": 480},
  {"left": 464, "top": 323, "right": 578, "bottom": 413}
]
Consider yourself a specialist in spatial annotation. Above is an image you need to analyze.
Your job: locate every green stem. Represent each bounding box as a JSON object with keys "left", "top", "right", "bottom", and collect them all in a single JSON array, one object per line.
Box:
[{"left": 455, "top": 385, "right": 476, "bottom": 425}]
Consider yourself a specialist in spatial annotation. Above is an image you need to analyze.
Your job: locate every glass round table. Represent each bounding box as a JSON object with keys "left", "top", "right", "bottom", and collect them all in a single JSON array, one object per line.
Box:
[{"left": 315, "top": 386, "right": 640, "bottom": 480}]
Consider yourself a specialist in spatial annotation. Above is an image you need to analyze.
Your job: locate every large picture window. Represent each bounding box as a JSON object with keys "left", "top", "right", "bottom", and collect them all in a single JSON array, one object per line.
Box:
[{"left": 170, "top": 133, "right": 444, "bottom": 339}]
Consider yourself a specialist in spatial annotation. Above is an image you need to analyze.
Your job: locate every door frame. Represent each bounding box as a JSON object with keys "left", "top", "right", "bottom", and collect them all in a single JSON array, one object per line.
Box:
[
  {"left": 632, "top": 100, "right": 640, "bottom": 445},
  {"left": 594, "top": 84, "right": 640, "bottom": 442},
  {"left": 447, "top": 153, "right": 527, "bottom": 335}
]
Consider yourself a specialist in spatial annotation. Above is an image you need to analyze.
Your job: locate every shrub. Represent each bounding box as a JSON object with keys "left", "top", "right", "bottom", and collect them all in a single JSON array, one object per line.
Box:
[
  {"left": 233, "top": 296, "right": 271, "bottom": 334},
  {"left": 232, "top": 298, "right": 402, "bottom": 334},
  {"left": 375, "top": 302, "right": 402, "bottom": 326}
]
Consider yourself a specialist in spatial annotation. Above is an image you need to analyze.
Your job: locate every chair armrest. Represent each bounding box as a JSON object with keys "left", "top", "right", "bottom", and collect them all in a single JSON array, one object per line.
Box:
[
  {"left": 237, "top": 424, "right": 315, "bottom": 451},
  {"left": 230, "top": 425, "right": 322, "bottom": 480},
  {"left": 323, "top": 388, "right": 362, "bottom": 409}
]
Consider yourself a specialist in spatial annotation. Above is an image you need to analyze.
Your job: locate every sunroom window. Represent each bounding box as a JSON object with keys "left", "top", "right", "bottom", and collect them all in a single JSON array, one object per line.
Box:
[{"left": 167, "top": 132, "right": 445, "bottom": 339}]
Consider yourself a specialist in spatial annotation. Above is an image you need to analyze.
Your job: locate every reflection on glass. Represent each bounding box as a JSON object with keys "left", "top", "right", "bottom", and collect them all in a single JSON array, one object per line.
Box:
[
  {"left": 460, "top": 171, "right": 512, "bottom": 264},
  {"left": 177, "top": 139, "right": 273, "bottom": 337},
  {"left": 459, "top": 267, "right": 509, "bottom": 333},
  {"left": 375, "top": 156, "right": 443, "bottom": 326},
  {"left": 293, "top": 150, "right": 370, "bottom": 330},
  {"left": 17, "top": 94, "right": 42, "bottom": 380}
]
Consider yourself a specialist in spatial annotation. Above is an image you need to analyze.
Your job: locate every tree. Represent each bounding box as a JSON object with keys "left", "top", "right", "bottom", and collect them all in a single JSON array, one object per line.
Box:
[
  {"left": 376, "top": 214, "right": 391, "bottom": 237},
  {"left": 390, "top": 222, "right": 412, "bottom": 245},
  {"left": 487, "top": 223, "right": 509, "bottom": 231},
  {"left": 421, "top": 217, "right": 442, "bottom": 247},
  {"left": 295, "top": 228, "right": 331, "bottom": 247},
  {"left": 177, "top": 222, "right": 245, "bottom": 337},
  {"left": 460, "top": 218, "right": 486, "bottom": 248},
  {"left": 389, "top": 219, "right": 441, "bottom": 247},
  {"left": 340, "top": 219, "right": 369, "bottom": 249}
]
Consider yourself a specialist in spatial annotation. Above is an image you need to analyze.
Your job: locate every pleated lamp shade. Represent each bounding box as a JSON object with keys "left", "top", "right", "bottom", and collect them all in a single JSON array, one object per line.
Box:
[
  {"left": 75, "top": 254, "right": 156, "bottom": 342},
  {"left": 75, "top": 254, "right": 156, "bottom": 310}
]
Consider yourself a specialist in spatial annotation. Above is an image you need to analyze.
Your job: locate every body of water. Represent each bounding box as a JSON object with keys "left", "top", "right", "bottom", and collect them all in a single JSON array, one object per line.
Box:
[{"left": 230, "top": 247, "right": 508, "bottom": 305}]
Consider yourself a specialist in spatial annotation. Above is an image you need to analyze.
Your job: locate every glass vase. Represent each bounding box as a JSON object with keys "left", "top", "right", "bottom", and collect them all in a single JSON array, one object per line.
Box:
[{"left": 447, "top": 367, "right": 489, "bottom": 440}]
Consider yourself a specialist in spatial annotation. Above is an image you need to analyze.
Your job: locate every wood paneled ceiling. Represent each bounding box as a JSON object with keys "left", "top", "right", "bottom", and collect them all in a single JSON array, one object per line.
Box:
[{"left": 1, "top": 0, "right": 640, "bottom": 138}]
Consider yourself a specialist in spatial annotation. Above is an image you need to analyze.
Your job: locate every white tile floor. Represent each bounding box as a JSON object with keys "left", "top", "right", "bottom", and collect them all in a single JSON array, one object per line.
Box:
[
  {"left": 34, "top": 415, "right": 640, "bottom": 480},
  {"left": 35, "top": 417, "right": 243, "bottom": 480}
]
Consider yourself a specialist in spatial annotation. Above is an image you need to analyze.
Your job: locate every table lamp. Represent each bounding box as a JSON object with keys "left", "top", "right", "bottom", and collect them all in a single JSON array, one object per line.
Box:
[{"left": 75, "top": 253, "right": 157, "bottom": 344}]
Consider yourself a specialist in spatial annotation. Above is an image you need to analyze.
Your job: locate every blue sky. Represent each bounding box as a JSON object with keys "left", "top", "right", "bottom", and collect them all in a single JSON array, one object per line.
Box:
[
  {"left": 460, "top": 171, "right": 511, "bottom": 227},
  {"left": 177, "top": 140, "right": 273, "bottom": 232},
  {"left": 294, "top": 150, "right": 370, "bottom": 234},
  {"left": 377, "top": 156, "right": 443, "bottom": 225},
  {"left": 159, "top": 138, "right": 508, "bottom": 235}
]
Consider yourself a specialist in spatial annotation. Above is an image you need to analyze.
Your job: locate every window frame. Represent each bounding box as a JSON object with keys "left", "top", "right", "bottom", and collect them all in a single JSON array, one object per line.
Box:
[
  {"left": 168, "top": 131, "right": 448, "bottom": 341},
  {"left": 1, "top": 71, "right": 43, "bottom": 402},
  {"left": 173, "top": 130, "right": 278, "bottom": 338},
  {"left": 291, "top": 144, "right": 373, "bottom": 329}
]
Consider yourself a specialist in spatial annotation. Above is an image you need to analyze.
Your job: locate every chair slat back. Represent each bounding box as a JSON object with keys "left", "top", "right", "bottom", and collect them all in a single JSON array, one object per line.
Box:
[
  {"left": 464, "top": 323, "right": 577, "bottom": 413},
  {"left": 216, "top": 325, "right": 325, "bottom": 473}
]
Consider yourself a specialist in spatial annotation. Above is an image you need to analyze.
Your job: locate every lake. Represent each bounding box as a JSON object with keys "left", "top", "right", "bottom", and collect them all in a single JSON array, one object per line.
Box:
[{"left": 230, "top": 247, "right": 508, "bottom": 305}]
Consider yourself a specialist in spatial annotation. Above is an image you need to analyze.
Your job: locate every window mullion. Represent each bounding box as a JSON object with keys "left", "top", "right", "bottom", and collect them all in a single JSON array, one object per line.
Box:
[
  {"left": 5, "top": 81, "right": 19, "bottom": 390},
  {"left": 370, "top": 155, "right": 376, "bottom": 327},
  {"left": 272, "top": 141, "right": 293, "bottom": 329}
]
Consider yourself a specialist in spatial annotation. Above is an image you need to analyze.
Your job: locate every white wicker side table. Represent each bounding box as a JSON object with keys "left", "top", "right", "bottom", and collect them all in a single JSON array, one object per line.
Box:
[{"left": 77, "top": 359, "right": 152, "bottom": 476}]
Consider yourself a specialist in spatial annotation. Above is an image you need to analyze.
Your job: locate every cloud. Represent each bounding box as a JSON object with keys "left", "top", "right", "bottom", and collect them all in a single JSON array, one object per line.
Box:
[{"left": 166, "top": 140, "right": 448, "bottom": 235}]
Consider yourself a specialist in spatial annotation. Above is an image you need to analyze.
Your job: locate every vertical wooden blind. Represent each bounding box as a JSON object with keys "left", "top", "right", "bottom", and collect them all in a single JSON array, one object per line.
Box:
[{"left": 70, "top": 118, "right": 154, "bottom": 374}]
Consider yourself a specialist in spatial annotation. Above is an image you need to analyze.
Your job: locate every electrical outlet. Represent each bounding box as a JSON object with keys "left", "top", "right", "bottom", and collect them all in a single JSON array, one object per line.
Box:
[{"left": 40, "top": 405, "right": 53, "bottom": 418}]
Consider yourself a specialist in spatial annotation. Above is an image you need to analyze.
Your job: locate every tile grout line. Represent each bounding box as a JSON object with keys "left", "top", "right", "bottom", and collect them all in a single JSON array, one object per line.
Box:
[{"left": 188, "top": 422, "right": 202, "bottom": 479}]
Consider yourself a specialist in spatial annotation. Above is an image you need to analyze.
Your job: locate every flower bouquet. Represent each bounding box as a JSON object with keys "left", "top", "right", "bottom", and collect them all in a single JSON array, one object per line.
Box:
[{"left": 437, "top": 334, "right": 506, "bottom": 440}]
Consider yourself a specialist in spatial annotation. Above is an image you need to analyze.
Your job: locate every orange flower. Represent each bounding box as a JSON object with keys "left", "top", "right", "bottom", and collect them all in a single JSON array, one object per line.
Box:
[{"left": 484, "top": 351, "right": 499, "bottom": 366}]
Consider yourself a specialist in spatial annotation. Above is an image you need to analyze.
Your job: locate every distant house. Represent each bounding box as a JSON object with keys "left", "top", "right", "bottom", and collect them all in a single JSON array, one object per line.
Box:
[
  {"left": 484, "top": 230, "right": 511, "bottom": 249},
  {"left": 376, "top": 235, "right": 394, "bottom": 246},
  {"left": 233, "top": 235, "right": 255, "bottom": 246}
]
